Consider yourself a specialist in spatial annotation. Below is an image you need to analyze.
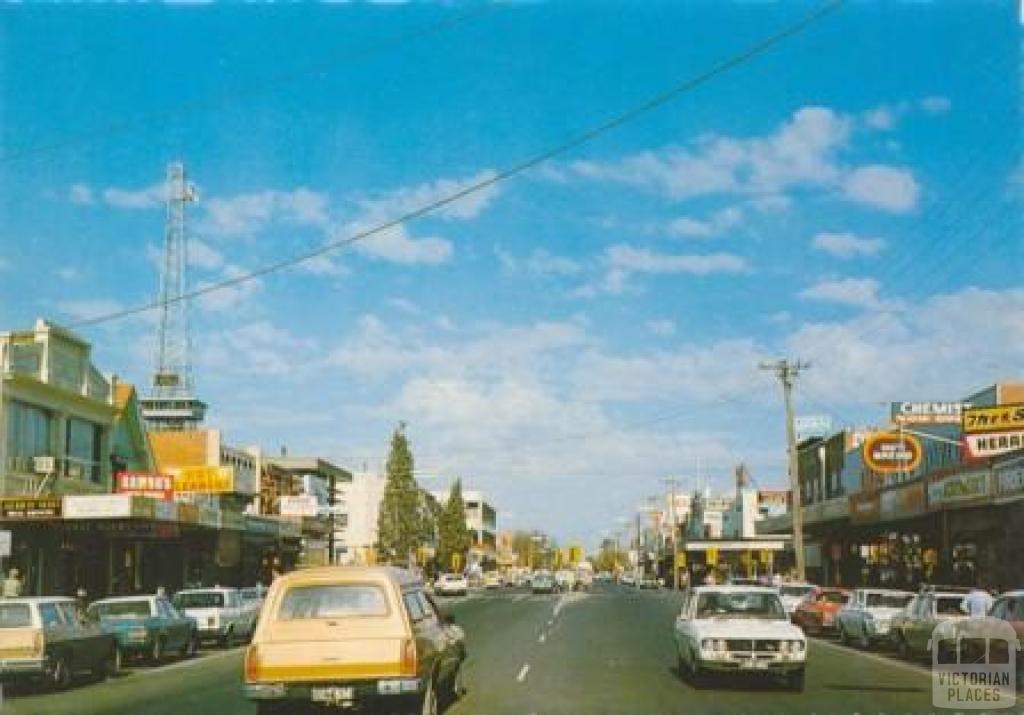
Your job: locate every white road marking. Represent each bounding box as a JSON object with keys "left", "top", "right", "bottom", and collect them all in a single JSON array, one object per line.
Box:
[
  {"left": 128, "top": 647, "right": 243, "bottom": 679},
  {"left": 516, "top": 663, "right": 530, "bottom": 683},
  {"left": 547, "top": 619, "right": 554, "bottom": 627},
  {"left": 538, "top": 633, "right": 546, "bottom": 644}
]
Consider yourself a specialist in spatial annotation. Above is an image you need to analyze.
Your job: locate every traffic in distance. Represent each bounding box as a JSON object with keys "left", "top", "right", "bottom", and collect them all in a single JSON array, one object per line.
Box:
[{"left": 1, "top": 564, "right": 1021, "bottom": 714}]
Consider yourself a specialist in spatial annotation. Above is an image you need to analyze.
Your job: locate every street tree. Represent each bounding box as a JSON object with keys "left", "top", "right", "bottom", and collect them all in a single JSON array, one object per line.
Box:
[
  {"left": 376, "top": 423, "right": 426, "bottom": 566},
  {"left": 437, "top": 479, "right": 472, "bottom": 573}
]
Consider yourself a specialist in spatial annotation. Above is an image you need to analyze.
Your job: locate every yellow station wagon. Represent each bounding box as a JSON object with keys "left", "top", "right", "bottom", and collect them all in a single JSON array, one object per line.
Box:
[{"left": 243, "top": 566, "right": 466, "bottom": 715}]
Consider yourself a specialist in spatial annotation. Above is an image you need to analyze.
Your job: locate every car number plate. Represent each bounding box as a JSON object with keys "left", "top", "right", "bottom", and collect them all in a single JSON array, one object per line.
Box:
[
  {"left": 311, "top": 686, "right": 355, "bottom": 705},
  {"left": 740, "top": 659, "right": 769, "bottom": 670}
]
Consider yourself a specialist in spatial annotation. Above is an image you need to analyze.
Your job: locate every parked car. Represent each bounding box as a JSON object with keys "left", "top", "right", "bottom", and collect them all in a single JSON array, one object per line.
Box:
[
  {"left": 639, "top": 574, "right": 661, "bottom": 590},
  {"left": 619, "top": 572, "right": 637, "bottom": 587},
  {"left": 674, "top": 586, "right": 806, "bottom": 691},
  {"left": 792, "top": 587, "right": 849, "bottom": 636},
  {"left": 243, "top": 566, "right": 466, "bottom": 715},
  {"left": 892, "top": 587, "right": 972, "bottom": 660},
  {"left": 554, "top": 570, "right": 576, "bottom": 592},
  {"left": 836, "top": 588, "right": 914, "bottom": 648},
  {"left": 887, "top": 592, "right": 922, "bottom": 651},
  {"left": 0, "top": 597, "right": 119, "bottom": 690},
  {"left": 483, "top": 572, "right": 502, "bottom": 590},
  {"left": 531, "top": 571, "right": 556, "bottom": 594},
  {"left": 88, "top": 595, "right": 198, "bottom": 663},
  {"left": 434, "top": 573, "right": 469, "bottom": 597},
  {"left": 778, "top": 583, "right": 817, "bottom": 617},
  {"left": 239, "top": 585, "right": 269, "bottom": 633},
  {"left": 988, "top": 589, "right": 1024, "bottom": 690},
  {"left": 174, "top": 586, "right": 254, "bottom": 646}
]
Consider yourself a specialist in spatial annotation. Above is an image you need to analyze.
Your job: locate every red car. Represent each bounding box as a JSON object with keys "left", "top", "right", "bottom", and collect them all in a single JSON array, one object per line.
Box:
[{"left": 792, "top": 587, "right": 850, "bottom": 636}]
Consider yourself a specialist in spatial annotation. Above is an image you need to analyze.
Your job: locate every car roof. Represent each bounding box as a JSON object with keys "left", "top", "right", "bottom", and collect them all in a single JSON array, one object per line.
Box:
[
  {"left": 0, "top": 596, "right": 74, "bottom": 605},
  {"left": 855, "top": 588, "right": 913, "bottom": 595},
  {"left": 998, "top": 590, "right": 1024, "bottom": 599},
  {"left": 275, "top": 565, "right": 423, "bottom": 589},
  {"left": 689, "top": 585, "right": 782, "bottom": 594},
  {"left": 176, "top": 586, "right": 236, "bottom": 594},
  {"left": 90, "top": 595, "right": 158, "bottom": 604}
]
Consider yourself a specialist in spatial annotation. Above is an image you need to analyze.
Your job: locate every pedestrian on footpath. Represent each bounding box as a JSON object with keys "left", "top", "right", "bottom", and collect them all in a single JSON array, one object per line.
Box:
[
  {"left": 2, "top": 568, "right": 22, "bottom": 598},
  {"left": 960, "top": 584, "right": 995, "bottom": 617}
]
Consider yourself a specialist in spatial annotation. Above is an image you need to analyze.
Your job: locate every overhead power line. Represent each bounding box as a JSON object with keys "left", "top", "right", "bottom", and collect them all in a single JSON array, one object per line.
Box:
[{"left": 67, "top": 0, "right": 845, "bottom": 331}]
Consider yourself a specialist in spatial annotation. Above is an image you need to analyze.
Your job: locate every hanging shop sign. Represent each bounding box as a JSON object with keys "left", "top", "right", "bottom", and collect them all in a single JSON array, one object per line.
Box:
[
  {"left": 962, "top": 403, "right": 1024, "bottom": 434},
  {"left": 879, "top": 482, "right": 926, "bottom": 521},
  {"left": 862, "top": 432, "right": 923, "bottom": 474},
  {"left": 175, "top": 466, "right": 234, "bottom": 494},
  {"left": 0, "top": 497, "right": 61, "bottom": 520},
  {"left": 963, "top": 430, "right": 1024, "bottom": 460},
  {"left": 795, "top": 415, "right": 834, "bottom": 442},
  {"left": 849, "top": 492, "right": 881, "bottom": 524},
  {"left": 891, "top": 402, "right": 971, "bottom": 425},
  {"left": 115, "top": 472, "right": 174, "bottom": 501},
  {"left": 927, "top": 470, "right": 992, "bottom": 509},
  {"left": 279, "top": 495, "right": 319, "bottom": 518},
  {"left": 996, "top": 459, "right": 1024, "bottom": 497},
  {"left": 64, "top": 495, "right": 132, "bottom": 519}
]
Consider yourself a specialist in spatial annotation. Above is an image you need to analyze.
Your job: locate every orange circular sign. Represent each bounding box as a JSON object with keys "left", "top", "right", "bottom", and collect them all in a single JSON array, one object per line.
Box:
[{"left": 862, "top": 432, "right": 923, "bottom": 474}]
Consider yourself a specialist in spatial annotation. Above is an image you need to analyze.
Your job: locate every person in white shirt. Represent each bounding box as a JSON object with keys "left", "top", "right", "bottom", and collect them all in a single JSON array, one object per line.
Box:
[{"left": 960, "top": 586, "right": 995, "bottom": 617}]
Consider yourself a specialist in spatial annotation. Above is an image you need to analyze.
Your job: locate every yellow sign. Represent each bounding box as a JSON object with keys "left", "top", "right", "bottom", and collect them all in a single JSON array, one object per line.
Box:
[
  {"left": 963, "top": 403, "right": 1024, "bottom": 434},
  {"left": 706, "top": 547, "right": 718, "bottom": 566},
  {"left": 760, "top": 549, "right": 773, "bottom": 566},
  {"left": 175, "top": 466, "right": 234, "bottom": 493},
  {"left": 862, "top": 432, "right": 923, "bottom": 474},
  {"left": 675, "top": 551, "right": 686, "bottom": 568}
]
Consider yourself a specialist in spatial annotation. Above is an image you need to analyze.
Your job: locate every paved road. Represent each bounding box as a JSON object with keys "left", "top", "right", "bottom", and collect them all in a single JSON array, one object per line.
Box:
[{"left": 2, "top": 584, "right": 1005, "bottom": 715}]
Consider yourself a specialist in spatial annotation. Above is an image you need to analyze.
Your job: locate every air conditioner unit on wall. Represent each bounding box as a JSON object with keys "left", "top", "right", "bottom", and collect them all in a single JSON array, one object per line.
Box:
[{"left": 32, "top": 456, "right": 55, "bottom": 474}]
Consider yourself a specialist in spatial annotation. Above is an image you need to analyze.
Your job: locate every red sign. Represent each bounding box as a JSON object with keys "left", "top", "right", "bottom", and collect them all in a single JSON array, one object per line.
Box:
[{"left": 115, "top": 472, "right": 174, "bottom": 501}]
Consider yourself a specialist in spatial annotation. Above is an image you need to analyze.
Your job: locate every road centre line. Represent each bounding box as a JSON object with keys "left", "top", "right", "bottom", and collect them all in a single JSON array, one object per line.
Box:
[
  {"left": 516, "top": 663, "right": 530, "bottom": 683},
  {"left": 538, "top": 633, "right": 546, "bottom": 644}
]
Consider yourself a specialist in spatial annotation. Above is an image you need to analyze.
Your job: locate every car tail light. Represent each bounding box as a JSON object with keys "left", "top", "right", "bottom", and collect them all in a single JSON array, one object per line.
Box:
[
  {"left": 244, "top": 646, "right": 261, "bottom": 682},
  {"left": 400, "top": 638, "right": 417, "bottom": 676}
]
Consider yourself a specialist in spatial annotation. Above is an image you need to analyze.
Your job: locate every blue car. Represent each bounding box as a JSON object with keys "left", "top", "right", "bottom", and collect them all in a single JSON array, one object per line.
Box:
[{"left": 88, "top": 595, "right": 198, "bottom": 664}]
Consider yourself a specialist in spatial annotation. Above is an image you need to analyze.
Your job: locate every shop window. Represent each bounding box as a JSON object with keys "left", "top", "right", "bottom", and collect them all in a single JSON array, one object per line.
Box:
[{"left": 66, "top": 418, "right": 102, "bottom": 483}]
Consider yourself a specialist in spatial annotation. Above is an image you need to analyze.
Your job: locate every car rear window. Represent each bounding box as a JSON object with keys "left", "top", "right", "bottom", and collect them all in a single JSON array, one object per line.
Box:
[
  {"left": 0, "top": 604, "right": 32, "bottom": 628},
  {"left": 866, "top": 593, "right": 912, "bottom": 608},
  {"left": 175, "top": 592, "right": 226, "bottom": 609},
  {"left": 937, "top": 597, "right": 965, "bottom": 615},
  {"left": 89, "top": 600, "right": 152, "bottom": 618},
  {"left": 781, "top": 585, "right": 814, "bottom": 597},
  {"left": 819, "top": 591, "right": 848, "bottom": 604},
  {"left": 278, "top": 584, "right": 389, "bottom": 620}
]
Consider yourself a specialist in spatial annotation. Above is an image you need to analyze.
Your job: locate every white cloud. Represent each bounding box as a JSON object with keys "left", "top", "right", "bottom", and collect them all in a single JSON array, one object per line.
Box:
[
  {"left": 667, "top": 207, "right": 742, "bottom": 239},
  {"left": 199, "top": 321, "right": 317, "bottom": 376},
  {"left": 102, "top": 182, "right": 166, "bottom": 209},
  {"left": 355, "top": 170, "right": 500, "bottom": 223},
  {"left": 201, "top": 188, "right": 329, "bottom": 237},
  {"left": 862, "top": 106, "right": 899, "bottom": 131},
  {"left": 69, "top": 184, "right": 95, "bottom": 206},
  {"left": 188, "top": 239, "right": 225, "bottom": 271},
  {"left": 496, "top": 247, "right": 583, "bottom": 276},
  {"left": 0, "top": 259, "right": 8, "bottom": 271},
  {"left": 799, "top": 277, "right": 885, "bottom": 310},
  {"left": 645, "top": 319, "right": 676, "bottom": 337},
  {"left": 919, "top": 96, "right": 951, "bottom": 114},
  {"left": 387, "top": 298, "right": 422, "bottom": 316},
  {"left": 55, "top": 266, "right": 81, "bottom": 280},
  {"left": 344, "top": 224, "right": 452, "bottom": 265},
  {"left": 194, "top": 264, "right": 262, "bottom": 313},
  {"left": 574, "top": 245, "right": 750, "bottom": 297},
  {"left": 842, "top": 165, "right": 920, "bottom": 212},
  {"left": 811, "top": 231, "right": 886, "bottom": 259}
]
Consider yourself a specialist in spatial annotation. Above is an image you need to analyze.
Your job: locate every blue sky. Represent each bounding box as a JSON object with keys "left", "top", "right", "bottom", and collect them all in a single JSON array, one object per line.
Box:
[{"left": 1, "top": 1, "right": 1021, "bottom": 548}]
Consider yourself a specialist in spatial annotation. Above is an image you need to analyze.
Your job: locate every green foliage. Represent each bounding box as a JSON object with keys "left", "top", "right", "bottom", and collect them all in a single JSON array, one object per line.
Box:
[
  {"left": 436, "top": 479, "right": 473, "bottom": 572},
  {"left": 376, "top": 424, "right": 427, "bottom": 565}
]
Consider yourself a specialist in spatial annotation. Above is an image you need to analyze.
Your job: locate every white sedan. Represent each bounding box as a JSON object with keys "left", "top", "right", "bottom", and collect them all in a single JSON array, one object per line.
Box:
[
  {"left": 674, "top": 586, "right": 807, "bottom": 691},
  {"left": 435, "top": 572, "right": 469, "bottom": 597},
  {"left": 835, "top": 588, "right": 914, "bottom": 648}
]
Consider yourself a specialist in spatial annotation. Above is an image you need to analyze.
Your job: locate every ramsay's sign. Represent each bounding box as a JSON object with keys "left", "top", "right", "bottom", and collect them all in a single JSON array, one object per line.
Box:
[
  {"left": 862, "top": 432, "right": 923, "bottom": 474},
  {"left": 962, "top": 403, "right": 1024, "bottom": 434},
  {"left": 115, "top": 472, "right": 174, "bottom": 501},
  {"left": 963, "top": 430, "right": 1024, "bottom": 460}
]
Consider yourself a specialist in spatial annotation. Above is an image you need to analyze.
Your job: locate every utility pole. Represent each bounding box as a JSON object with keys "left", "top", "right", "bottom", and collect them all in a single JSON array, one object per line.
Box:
[
  {"left": 664, "top": 478, "right": 680, "bottom": 589},
  {"left": 759, "top": 359, "right": 810, "bottom": 582}
]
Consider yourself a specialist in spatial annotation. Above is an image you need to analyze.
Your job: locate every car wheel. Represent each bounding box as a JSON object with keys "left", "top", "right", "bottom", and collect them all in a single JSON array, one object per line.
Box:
[
  {"left": 182, "top": 631, "right": 198, "bottom": 658},
  {"left": 219, "top": 626, "right": 234, "bottom": 648},
  {"left": 94, "top": 645, "right": 120, "bottom": 680},
  {"left": 419, "top": 675, "right": 438, "bottom": 715},
  {"left": 48, "top": 653, "right": 72, "bottom": 690},
  {"left": 149, "top": 637, "right": 164, "bottom": 664},
  {"left": 838, "top": 623, "right": 849, "bottom": 646},
  {"left": 896, "top": 635, "right": 911, "bottom": 661},
  {"left": 785, "top": 669, "right": 806, "bottom": 692},
  {"left": 447, "top": 661, "right": 466, "bottom": 703},
  {"left": 858, "top": 626, "right": 871, "bottom": 649}
]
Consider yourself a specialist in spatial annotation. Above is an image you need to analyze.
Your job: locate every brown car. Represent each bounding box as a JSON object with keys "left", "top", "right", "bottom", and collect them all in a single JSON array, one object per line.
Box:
[
  {"left": 244, "top": 566, "right": 466, "bottom": 715},
  {"left": 0, "top": 597, "right": 119, "bottom": 689},
  {"left": 792, "top": 587, "right": 850, "bottom": 636}
]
